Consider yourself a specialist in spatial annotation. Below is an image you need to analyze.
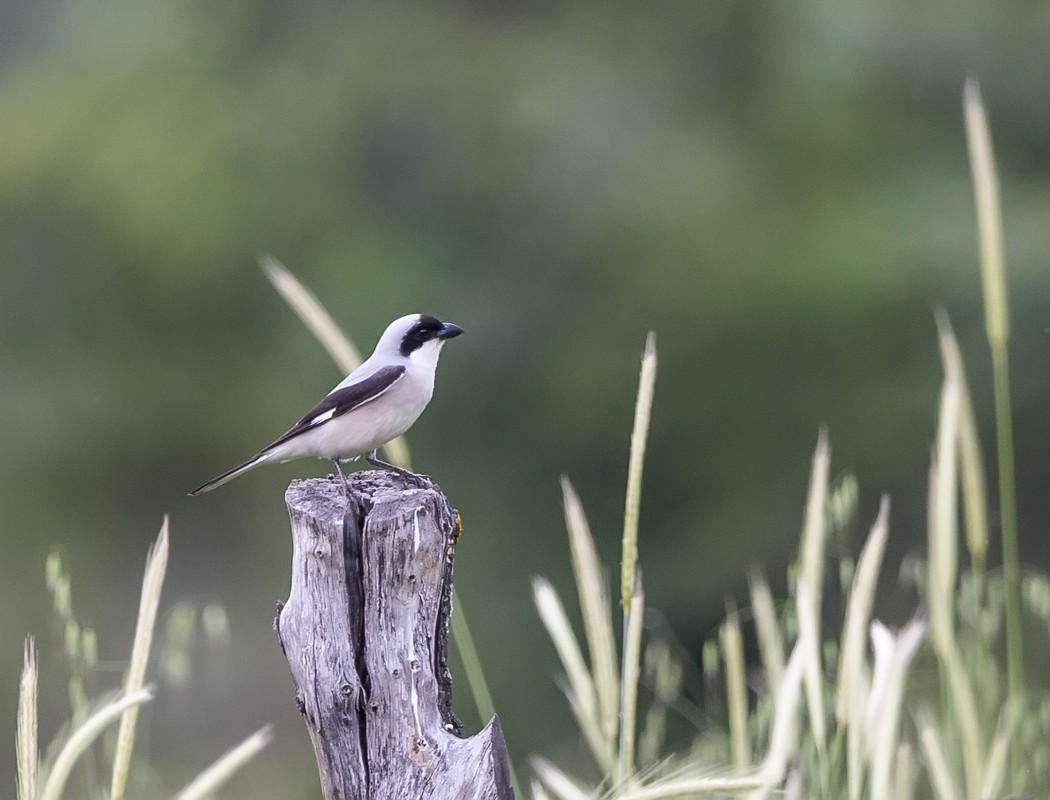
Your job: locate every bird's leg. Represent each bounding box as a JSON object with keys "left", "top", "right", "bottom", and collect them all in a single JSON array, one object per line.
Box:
[
  {"left": 331, "top": 458, "right": 352, "bottom": 496},
  {"left": 366, "top": 449, "right": 430, "bottom": 489}
]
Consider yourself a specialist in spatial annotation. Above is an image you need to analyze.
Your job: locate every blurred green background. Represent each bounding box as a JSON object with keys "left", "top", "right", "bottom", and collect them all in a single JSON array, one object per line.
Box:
[{"left": 3, "top": 1, "right": 1050, "bottom": 796}]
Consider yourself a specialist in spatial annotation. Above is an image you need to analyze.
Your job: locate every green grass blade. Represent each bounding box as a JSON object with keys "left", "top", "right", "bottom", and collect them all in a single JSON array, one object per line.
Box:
[
  {"left": 533, "top": 577, "right": 609, "bottom": 771},
  {"left": 721, "top": 601, "right": 750, "bottom": 769},
  {"left": 894, "top": 742, "right": 914, "bottom": 800},
  {"left": 835, "top": 497, "right": 889, "bottom": 728},
  {"left": 963, "top": 81, "right": 1008, "bottom": 348},
  {"left": 260, "top": 253, "right": 364, "bottom": 373},
  {"left": 174, "top": 725, "right": 274, "bottom": 800},
  {"left": 979, "top": 704, "right": 1017, "bottom": 800},
  {"left": 928, "top": 356, "right": 960, "bottom": 643},
  {"left": 614, "top": 331, "right": 656, "bottom": 793},
  {"left": 531, "top": 779, "right": 553, "bottom": 800},
  {"left": 562, "top": 477, "right": 620, "bottom": 752},
  {"left": 935, "top": 312, "right": 989, "bottom": 571},
  {"left": 42, "top": 689, "right": 154, "bottom": 800},
  {"left": 927, "top": 358, "right": 985, "bottom": 799},
  {"left": 17, "top": 637, "right": 38, "bottom": 800},
  {"left": 798, "top": 429, "right": 830, "bottom": 626},
  {"left": 796, "top": 432, "right": 830, "bottom": 756},
  {"left": 747, "top": 569, "right": 784, "bottom": 698},
  {"left": 621, "top": 332, "right": 657, "bottom": 612},
  {"left": 915, "top": 710, "right": 960, "bottom": 800},
  {"left": 449, "top": 586, "right": 522, "bottom": 797},
  {"left": 755, "top": 621, "right": 808, "bottom": 797},
  {"left": 110, "top": 518, "right": 169, "bottom": 800},
  {"left": 963, "top": 79, "right": 1023, "bottom": 787},
  {"left": 451, "top": 585, "right": 497, "bottom": 724},
  {"left": 837, "top": 498, "right": 889, "bottom": 800},
  {"left": 531, "top": 757, "right": 594, "bottom": 800},
  {"left": 621, "top": 773, "right": 767, "bottom": 799},
  {"left": 796, "top": 574, "right": 826, "bottom": 756},
  {"left": 618, "top": 580, "right": 645, "bottom": 788}
]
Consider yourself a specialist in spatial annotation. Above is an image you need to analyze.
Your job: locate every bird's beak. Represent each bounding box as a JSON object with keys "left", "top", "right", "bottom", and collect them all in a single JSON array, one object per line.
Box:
[{"left": 437, "top": 322, "right": 464, "bottom": 340}]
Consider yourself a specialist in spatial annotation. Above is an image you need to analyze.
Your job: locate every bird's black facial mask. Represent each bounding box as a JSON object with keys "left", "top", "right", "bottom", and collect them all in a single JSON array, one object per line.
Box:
[{"left": 399, "top": 315, "right": 446, "bottom": 356}]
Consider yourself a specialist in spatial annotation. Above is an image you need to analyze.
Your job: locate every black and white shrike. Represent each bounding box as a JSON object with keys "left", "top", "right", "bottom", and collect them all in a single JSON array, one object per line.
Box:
[{"left": 189, "top": 313, "right": 463, "bottom": 495}]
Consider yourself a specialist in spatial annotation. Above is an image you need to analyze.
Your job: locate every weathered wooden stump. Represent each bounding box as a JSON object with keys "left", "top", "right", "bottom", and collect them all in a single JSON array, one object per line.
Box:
[{"left": 274, "top": 472, "right": 513, "bottom": 800}]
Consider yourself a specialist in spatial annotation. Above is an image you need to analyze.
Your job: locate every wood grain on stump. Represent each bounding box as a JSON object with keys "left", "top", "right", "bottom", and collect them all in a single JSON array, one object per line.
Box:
[{"left": 275, "top": 472, "right": 513, "bottom": 800}]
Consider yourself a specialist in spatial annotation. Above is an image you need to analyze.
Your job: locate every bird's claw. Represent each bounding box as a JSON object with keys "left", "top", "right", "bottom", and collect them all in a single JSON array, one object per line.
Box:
[{"left": 406, "top": 472, "right": 432, "bottom": 490}]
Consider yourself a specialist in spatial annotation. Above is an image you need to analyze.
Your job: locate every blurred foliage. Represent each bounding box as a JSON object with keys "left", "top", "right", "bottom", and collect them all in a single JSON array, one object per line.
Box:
[{"left": 2, "top": 1, "right": 1050, "bottom": 796}]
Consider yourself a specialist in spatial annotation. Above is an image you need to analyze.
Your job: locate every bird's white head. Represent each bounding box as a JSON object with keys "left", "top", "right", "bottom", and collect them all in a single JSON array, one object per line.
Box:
[{"left": 372, "top": 313, "right": 464, "bottom": 366}]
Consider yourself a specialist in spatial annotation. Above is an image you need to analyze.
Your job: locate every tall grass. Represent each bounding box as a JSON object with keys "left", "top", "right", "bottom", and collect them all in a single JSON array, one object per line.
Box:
[
  {"left": 15, "top": 520, "right": 271, "bottom": 799},
  {"left": 530, "top": 85, "right": 1045, "bottom": 799},
  {"left": 17, "top": 639, "right": 39, "bottom": 800},
  {"left": 533, "top": 316, "right": 1049, "bottom": 799},
  {"left": 619, "top": 332, "right": 657, "bottom": 790},
  {"left": 963, "top": 80, "right": 1024, "bottom": 784},
  {"left": 110, "top": 517, "right": 170, "bottom": 800}
]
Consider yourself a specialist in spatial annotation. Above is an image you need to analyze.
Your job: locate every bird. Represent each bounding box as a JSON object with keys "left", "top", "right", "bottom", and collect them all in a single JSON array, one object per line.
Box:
[{"left": 189, "top": 313, "right": 463, "bottom": 496}]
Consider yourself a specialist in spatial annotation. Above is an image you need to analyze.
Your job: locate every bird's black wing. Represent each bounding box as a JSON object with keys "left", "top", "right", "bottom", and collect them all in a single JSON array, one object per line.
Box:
[{"left": 266, "top": 364, "right": 406, "bottom": 449}]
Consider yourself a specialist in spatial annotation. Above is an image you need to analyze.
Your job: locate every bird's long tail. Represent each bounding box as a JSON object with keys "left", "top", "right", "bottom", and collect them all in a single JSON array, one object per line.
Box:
[{"left": 188, "top": 450, "right": 275, "bottom": 495}]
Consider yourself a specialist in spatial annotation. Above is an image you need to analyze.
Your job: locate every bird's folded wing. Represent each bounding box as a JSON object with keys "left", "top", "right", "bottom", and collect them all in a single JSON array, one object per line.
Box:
[{"left": 267, "top": 364, "right": 407, "bottom": 449}]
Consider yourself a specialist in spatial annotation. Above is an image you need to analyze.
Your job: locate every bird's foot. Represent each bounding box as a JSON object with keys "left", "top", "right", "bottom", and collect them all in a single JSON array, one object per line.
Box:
[
  {"left": 366, "top": 450, "right": 432, "bottom": 490},
  {"left": 330, "top": 459, "right": 354, "bottom": 496}
]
